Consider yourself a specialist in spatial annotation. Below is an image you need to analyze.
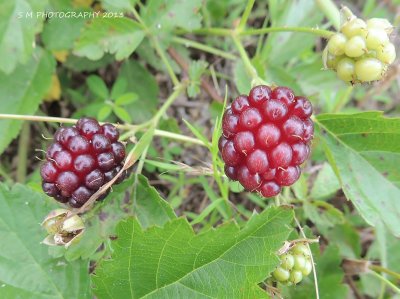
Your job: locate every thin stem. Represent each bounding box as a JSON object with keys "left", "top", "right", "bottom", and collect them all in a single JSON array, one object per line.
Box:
[
  {"left": 184, "top": 26, "right": 334, "bottom": 38},
  {"left": 238, "top": 0, "right": 256, "bottom": 31},
  {"left": 151, "top": 36, "right": 180, "bottom": 86},
  {"left": 370, "top": 265, "right": 400, "bottom": 281},
  {"left": 16, "top": 123, "right": 30, "bottom": 183},
  {"left": 294, "top": 215, "right": 320, "bottom": 299},
  {"left": 242, "top": 27, "right": 334, "bottom": 38},
  {"left": 154, "top": 129, "right": 207, "bottom": 146},
  {"left": 315, "top": 0, "right": 341, "bottom": 30},
  {"left": 153, "top": 84, "right": 185, "bottom": 122},
  {"left": 171, "top": 36, "right": 237, "bottom": 60},
  {"left": 369, "top": 271, "right": 400, "bottom": 295},
  {"left": 0, "top": 114, "right": 204, "bottom": 146},
  {"left": 231, "top": 34, "right": 259, "bottom": 80}
]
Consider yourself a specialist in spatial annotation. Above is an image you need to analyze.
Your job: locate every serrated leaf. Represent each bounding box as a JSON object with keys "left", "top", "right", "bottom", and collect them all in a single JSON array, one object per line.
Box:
[
  {"left": 113, "top": 106, "right": 132, "bottom": 123},
  {"left": 41, "top": 9, "right": 87, "bottom": 50},
  {"left": 134, "top": 175, "right": 176, "bottom": 228},
  {"left": 316, "top": 112, "right": 400, "bottom": 236},
  {"left": 115, "top": 92, "right": 138, "bottom": 105},
  {"left": 0, "top": 183, "right": 90, "bottom": 298},
  {"left": 142, "top": 0, "right": 202, "bottom": 34},
  {"left": 87, "top": 75, "right": 109, "bottom": 99},
  {"left": 101, "top": 0, "right": 137, "bottom": 12},
  {"left": 0, "top": 0, "right": 47, "bottom": 73},
  {"left": 74, "top": 17, "right": 145, "bottom": 60},
  {"left": 0, "top": 48, "right": 55, "bottom": 155},
  {"left": 187, "top": 60, "right": 208, "bottom": 97},
  {"left": 92, "top": 206, "right": 293, "bottom": 298}
]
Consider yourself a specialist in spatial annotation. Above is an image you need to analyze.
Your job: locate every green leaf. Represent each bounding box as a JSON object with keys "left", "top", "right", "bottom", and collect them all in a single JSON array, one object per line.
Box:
[
  {"left": 310, "top": 162, "right": 341, "bottom": 200},
  {"left": 261, "top": 0, "right": 323, "bottom": 65},
  {"left": 97, "top": 105, "right": 113, "bottom": 121},
  {"left": 316, "top": 112, "right": 400, "bottom": 236},
  {"left": 134, "top": 175, "right": 177, "bottom": 228},
  {"left": 115, "top": 92, "right": 138, "bottom": 105},
  {"left": 282, "top": 245, "right": 349, "bottom": 299},
  {"left": 110, "top": 77, "right": 127, "bottom": 99},
  {"left": 0, "top": 48, "right": 55, "bottom": 155},
  {"left": 0, "top": 0, "right": 47, "bottom": 73},
  {"left": 41, "top": 9, "right": 87, "bottom": 50},
  {"left": 113, "top": 106, "right": 132, "bottom": 123},
  {"left": 118, "top": 60, "right": 159, "bottom": 123},
  {"left": 92, "top": 206, "right": 293, "bottom": 298},
  {"left": 101, "top": 0, "right": 137, "bottom": 12},
  {"left": 142, "top": 0, "right": 202, "bottom": 34},
  {"left": 187, "top": 60, "right": 208, "bottom": 97},
  {"left": 87, "top": 75, "right": 109, "bottom": 100},
  {"left": 0, "top": 183, "right": 90, "bottom": 298},
  {"left": 74, "top": 17, "right": 145, "bottom": 60}
]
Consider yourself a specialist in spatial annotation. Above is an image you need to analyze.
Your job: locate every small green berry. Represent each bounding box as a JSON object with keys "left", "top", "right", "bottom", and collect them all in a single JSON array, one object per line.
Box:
[
  {"left": 345, "top": 36, "right": 367, "bottom": 57},
  {"left": 365, "top": 28, "right": 389, "bottom": 50},
  {"left": 293, "top": 254, "right": 306, "bottom": 270},
  {"left": 280, "top": 254, "right": 295, "bottom": 270},
  {"left": 289, "top": 270, "right": 303, "bottom": 284},
  {"left": 327, "top": 33, "right": 347, "bottom": 55},
  {"left": 366, "top": 18, "right": 393, "bottom": 34},
  {"left": 337, "top": 58, "right": 356, "bottom": 82},
  {"left": 292, "top": 243, "right": 311, "bottom": 257},
  {"left": 302, "top": 259, "right": 313, "bottom": 276},
  {"left": 273, "top": 267, "right": 290, "bottom": 282},
  {"left": 355, "top": 58, "right": 384, "bottom": 82},
  {"left": 377, "top": 43, "right": 396, "bottom": 64},
  {"left": 341, "top": 18, "right": 367, "bottom": 38}
]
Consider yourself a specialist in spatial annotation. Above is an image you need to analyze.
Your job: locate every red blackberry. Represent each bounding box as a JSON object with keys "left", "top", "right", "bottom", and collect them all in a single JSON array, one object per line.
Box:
[
  {"left": 219, "top": 85, "right": 313, "bottom": 197},
  {"left": 41, "top": 117, "right": 127, "bottom": 208}
]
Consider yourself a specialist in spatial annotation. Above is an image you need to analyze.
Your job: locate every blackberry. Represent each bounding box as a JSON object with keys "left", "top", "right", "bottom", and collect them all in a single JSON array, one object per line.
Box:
[
  {"left": 41, "top": 117, "right": 127, "bottom": 208},
  {"left": 219, "top": 85, "right": 313, "bottom": 198}
]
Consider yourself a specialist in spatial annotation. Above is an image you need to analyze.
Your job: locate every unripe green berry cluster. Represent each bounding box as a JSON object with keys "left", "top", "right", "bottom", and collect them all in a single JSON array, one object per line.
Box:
[
  {"left": 323, "top": 11, "right": 396, "bottom": 84},
  {"left": 271, "top": 243, "right": 313, "bottom": 285}
]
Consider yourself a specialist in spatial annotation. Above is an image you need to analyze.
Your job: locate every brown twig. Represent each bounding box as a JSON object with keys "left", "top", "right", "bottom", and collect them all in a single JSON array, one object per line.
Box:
[{"left": 167, "top": 47, "right": 224, "bottom": 102}]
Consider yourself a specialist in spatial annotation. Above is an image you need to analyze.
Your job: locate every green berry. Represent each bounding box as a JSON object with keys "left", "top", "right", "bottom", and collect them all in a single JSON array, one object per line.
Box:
[
  {"left": 355, "top": 58, "right": 384, "bottom": 82},
  {"left": 327, "top": 33, "right": 347, "bottom": 55},
  {"left": 345, "top": 36, "right": 366, "bottom": 57},
  {"left": 280, "top": 254, "right": 295, "bottom": 270},
  {"left": 273, "top": 267, "right": 290, "bottom": 282},
  {"left": 292, "top": 243, "right": 311, "bottom": 257},
  {"left": 365, "top": 28, "right": 389, "bottom": 50},
  {"left": 302, "top": 259, "right": 313, "bottom": 276},
  {"left": 289, "top": 270, "right": 303, "bottom": 284},
  {"left": 337, "top": 58, "right": 355, "bottom": 82},
  {"left": 293, "top": 254, "right": 306, "bottom": 270},
  {"left": 341, "top": 18, "right": 367, "bottom": 38},
  {"left": 377, "top": 43, "right": 396, "bottom": 64},
  {"left": 367, "top": 18, "right": 393, "bottom": 34}
]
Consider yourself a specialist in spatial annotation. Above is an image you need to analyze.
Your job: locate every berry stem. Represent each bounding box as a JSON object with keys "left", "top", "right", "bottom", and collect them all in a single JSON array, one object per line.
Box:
[
  {"left": 238, "top": 0, "right": 256, "bottom": 31},
  {"left": 151, "top": 36, "right": 180, "bottom": 86},
  {"left": 231, "top": 34, "right": 259, "bottom": 81},
  {"left": 171, "top": 36, "right": 237, "bottom": 60},
  {"left": 315, "top": 0, "right": 341, "bottom": 30},
  {"left": 153, "top": 84, "right": 186, "bottom": 123}
]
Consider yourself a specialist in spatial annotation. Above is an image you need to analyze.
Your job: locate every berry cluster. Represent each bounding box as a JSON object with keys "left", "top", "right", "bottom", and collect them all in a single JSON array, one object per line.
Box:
[
  {"left": 219, "top": 85, "right": 313, "bottom": 198},
  {"left": 324, "top": 10, "right": 395, "bottom": 83},
  {"left": 272, "top": 243, "right": 313, "bottom": 285},
  {"left": 41, "top": 117, "right": 127, "bottom": 208}
]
